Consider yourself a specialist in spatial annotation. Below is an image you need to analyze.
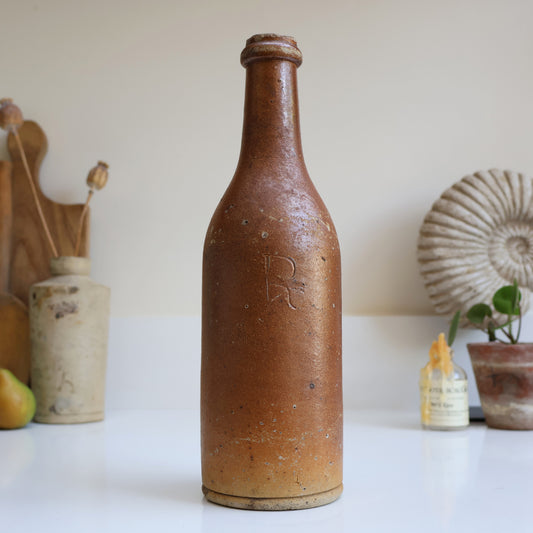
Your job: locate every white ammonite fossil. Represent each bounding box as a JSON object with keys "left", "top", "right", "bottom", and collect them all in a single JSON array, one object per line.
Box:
[{"left": 418, "top": 169, "right": 533, "bottom": 319}]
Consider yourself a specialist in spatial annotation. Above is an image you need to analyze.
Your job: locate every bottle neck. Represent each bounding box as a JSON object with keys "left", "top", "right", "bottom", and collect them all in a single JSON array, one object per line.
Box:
[
  {"left": 238, "top": 59, "right": 304, "bottom": 164},
  {"left": 50, "top": 256, "right": 91, "bottom": 276}
]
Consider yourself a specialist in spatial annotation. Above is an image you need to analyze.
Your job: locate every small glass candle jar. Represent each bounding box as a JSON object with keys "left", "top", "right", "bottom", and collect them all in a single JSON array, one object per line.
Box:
[{"left": 420, "top": 335, "right": 469, "bottom": 431}]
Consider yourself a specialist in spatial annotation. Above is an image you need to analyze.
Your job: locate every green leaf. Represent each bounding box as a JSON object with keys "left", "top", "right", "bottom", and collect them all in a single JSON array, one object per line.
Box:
[
  {"left": 493, "top": 284, "right": 521, "bottom": 315},
  {"left": 447, "top": 311, "right": 460, "bottom": 347},
  {"left": 467, "top": 303, "right": 492, "bottom": 324}
]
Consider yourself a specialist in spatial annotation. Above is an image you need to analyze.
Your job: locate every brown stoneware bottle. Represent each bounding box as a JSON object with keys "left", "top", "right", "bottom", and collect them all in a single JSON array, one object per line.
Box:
[{"left": 201, "top": 34, "right": 342, "bottom": 511}]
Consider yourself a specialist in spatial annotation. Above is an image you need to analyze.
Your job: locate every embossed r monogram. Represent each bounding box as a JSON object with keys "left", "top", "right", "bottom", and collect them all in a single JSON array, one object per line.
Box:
[{"left": 264, "top": 255, "right": 304, "bottom": 310}]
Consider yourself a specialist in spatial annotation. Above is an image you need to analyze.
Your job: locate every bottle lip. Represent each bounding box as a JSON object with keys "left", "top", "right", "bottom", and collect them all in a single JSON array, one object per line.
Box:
[
  {"left": 50, "top": 256, "right": 91, "bottom": 276},
  {"left": 241, "top": 34, "right": 302, "bottom": 68}
]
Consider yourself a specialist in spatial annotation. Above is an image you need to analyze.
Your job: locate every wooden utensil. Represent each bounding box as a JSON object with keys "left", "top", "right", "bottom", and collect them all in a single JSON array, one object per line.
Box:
[
  {"left": 0, "top": 160, "right": 30, "bottom": 383},
  {"left": 7, "top": 120, "right": 90, "bottom": 306}
]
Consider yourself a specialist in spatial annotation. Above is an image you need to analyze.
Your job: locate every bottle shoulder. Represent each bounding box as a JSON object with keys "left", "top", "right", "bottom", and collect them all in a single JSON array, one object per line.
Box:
[
  {"left": 204, "top": 159, "right": 340, "bottom": 257},
  {"left": 420, "top": 363, "right": 467, "bottom": 381},
  {"left": 213, "top": 166, "right": 334, "bottom": 223},
  {"left": 32, "top": 274, "right": 110, "bottom": 294},
  {"left": 205, "top": 190, "right": 339, "bottom": 252}
]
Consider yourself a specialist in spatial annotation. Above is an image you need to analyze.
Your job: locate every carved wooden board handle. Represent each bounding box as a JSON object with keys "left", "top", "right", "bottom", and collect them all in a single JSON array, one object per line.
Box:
[{"left": 0, "top": 160, "right": 30, "bottom": 383}]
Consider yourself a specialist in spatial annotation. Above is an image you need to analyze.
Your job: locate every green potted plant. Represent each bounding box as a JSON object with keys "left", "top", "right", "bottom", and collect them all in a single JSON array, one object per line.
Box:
[{"left": 463, "top": 280, "right": 533, "bottom": 430}]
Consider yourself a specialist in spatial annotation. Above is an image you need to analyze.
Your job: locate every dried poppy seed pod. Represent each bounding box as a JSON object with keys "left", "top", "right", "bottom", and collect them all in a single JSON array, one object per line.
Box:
[
  {"left": 0, "top": 98, "right": 24, "bottom": 132},
  {"left": 86, "top": 161, "right": 109, "bottom": 190}
]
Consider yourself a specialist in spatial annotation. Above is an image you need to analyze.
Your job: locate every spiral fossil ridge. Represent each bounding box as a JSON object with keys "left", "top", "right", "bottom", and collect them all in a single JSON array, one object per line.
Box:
[{"left": 418, "top": 169, "right": 533, "bottom": 318}]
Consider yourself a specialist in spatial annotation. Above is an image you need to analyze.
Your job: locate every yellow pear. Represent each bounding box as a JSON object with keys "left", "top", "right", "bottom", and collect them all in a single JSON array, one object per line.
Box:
[{"left": 0, "top": 368, "right": 36, "bottom": 429}]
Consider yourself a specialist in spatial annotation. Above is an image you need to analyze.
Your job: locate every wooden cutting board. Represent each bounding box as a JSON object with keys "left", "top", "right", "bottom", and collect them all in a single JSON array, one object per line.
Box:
[
  {"left": 7, "top": 120, "right": 90, "bottom": 306},
  {"left": 0, "top": 160, "right": 30, "bottom": 383}
]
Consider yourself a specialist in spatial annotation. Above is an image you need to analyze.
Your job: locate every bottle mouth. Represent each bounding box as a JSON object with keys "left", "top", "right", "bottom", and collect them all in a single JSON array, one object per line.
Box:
[{"left": 241, "top": 34, "right": 302, "bottom": 67}]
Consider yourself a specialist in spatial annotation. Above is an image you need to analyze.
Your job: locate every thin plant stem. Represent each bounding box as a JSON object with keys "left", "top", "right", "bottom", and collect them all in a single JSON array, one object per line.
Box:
[
  {"left": 13, "top": 130, "right": 59, "bottom": 257},
  {"left": 492, "top": 318, "right": 517, "bottom": 331},
  {"left": 74, "top": 189, "right": 93, "bottom": 256},
  {"left": 499, "top": 326, "right": 513, "bottom": 343},
  {"left": 516, "top": 309, "right": 522, "bottom": 344},
  {"left": 485, "top": 321, "right": 496, "bottom": 342}
]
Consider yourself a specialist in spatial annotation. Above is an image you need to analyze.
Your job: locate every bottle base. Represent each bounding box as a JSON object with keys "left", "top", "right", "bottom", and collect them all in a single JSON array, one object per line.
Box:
[
  {"left": 202, "top": 483, "right": 343, "bottom": 511},
  {"left": 421, "top": 423, "right": 469, "bottom": 431},
  {"left": 34, "top": 411, "right": 104, "bottom": 424}
]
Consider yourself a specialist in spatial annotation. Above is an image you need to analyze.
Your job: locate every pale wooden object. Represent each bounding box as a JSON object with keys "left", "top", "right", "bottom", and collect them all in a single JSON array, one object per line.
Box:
[
  {"left": 0, "top": 160, "right": 30, "bottom": 383},
  {"left": 7, "top": 121, "right": 90, "bottom": 306},
  {"left": 0, "top": 160, "right": 12, "bottom": 288}
]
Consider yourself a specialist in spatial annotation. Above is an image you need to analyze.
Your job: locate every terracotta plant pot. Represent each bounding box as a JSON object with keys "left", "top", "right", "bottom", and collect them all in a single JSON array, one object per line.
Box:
[{"left": 467, "top": 343, "right": 533, "bottom": 430}]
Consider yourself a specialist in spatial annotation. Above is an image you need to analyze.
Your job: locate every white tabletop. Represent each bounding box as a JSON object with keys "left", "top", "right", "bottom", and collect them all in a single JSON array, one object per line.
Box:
[{"left": 2, "top": 409, "right": 532, "bottom": 533}]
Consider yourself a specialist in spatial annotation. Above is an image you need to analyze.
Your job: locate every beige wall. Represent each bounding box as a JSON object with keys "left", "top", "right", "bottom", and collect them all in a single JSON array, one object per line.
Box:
[{"left": 1, "top": 0, "right": 532, "bottom": 316}]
